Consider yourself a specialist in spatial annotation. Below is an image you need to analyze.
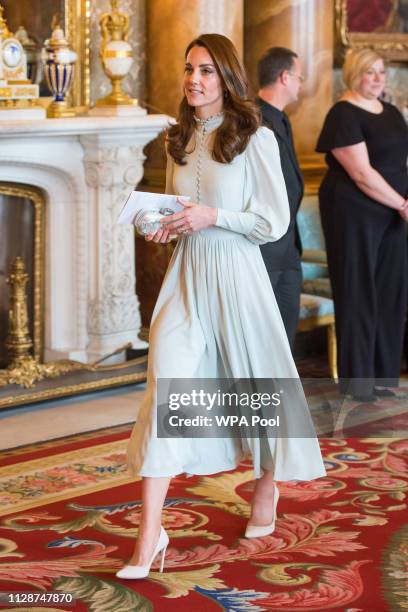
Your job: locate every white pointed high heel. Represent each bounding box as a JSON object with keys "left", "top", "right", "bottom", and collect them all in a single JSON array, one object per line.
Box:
[
  {"left": 116, "top": 526, "right": 169, "bottom": 579},
  {"left": 245, "top": 483, "right": 280, "bottom": 538}
]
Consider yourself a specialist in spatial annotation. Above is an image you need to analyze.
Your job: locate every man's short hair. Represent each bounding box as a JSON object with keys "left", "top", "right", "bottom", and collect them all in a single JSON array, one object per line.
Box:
[{"left": 258, "top": 47, "right": 298, "bottom": 88}]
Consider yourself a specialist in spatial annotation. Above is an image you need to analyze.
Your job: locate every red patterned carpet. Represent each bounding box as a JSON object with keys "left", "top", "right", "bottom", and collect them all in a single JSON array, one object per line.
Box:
[{"left": 0, "top": 424, "right": 407, "bottom": 611}]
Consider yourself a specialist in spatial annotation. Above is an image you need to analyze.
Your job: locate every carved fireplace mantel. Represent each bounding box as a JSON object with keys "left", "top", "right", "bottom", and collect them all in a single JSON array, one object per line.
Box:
[{"left": 0, "top": 113, "right": 169, "bottom": 363}]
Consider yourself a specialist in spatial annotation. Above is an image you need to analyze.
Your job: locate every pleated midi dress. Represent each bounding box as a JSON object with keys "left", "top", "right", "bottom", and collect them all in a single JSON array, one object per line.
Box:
[{"left": 127, "top": 114, "right": 326, "bottom": 481}]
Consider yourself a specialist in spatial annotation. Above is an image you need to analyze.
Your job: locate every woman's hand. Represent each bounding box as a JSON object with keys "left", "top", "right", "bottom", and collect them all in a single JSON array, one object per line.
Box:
[
  {"left": 161, "top": 197, "right": 217, "bottom": 235},
  {"left": 400, "top": 200, "right": 408, "bottom": 223},
  {"left": 145, "top": 227, "right": 176, "bottom": 243}
]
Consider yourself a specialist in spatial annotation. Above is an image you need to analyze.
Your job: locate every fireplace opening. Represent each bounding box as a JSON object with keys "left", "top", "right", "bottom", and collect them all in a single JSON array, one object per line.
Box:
[{"left": 0, "top": 183, "right": 45, "bottom": 368}]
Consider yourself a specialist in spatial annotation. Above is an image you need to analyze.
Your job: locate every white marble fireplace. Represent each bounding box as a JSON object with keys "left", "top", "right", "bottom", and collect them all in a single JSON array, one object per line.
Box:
[{"left": 0, "top": 113, "right": 169, "bottom": 363}]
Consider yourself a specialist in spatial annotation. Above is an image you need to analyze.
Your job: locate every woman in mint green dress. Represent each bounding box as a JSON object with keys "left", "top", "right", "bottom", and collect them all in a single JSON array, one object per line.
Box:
[{"left": 117, "top": 34, "right": 326, "bottom": 581}]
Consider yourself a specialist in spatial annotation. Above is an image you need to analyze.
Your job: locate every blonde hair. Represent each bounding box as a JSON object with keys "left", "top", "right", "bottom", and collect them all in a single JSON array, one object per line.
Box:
[{"left": 342, "top": 48, "right": 385, "bottom": 92}]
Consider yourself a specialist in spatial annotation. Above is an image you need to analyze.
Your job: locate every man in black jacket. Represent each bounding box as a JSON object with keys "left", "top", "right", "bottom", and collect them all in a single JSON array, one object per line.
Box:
[{"left": 256, "top": 47, "right": 305, "bottom": 349}]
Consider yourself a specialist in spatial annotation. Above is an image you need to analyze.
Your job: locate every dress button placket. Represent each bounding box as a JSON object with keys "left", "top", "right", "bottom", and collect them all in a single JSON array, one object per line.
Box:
[{"left": 196, "top": 123, "right": 206, "bottom": 204}]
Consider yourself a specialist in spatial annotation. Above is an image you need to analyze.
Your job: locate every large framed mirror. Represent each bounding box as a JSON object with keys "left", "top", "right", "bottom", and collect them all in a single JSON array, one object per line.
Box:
[{"left": 1, "top": 0, "right": 90, "bottom": 109}]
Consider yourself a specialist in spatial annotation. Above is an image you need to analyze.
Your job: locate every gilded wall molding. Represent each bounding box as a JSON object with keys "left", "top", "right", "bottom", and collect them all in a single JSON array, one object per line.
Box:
[{"left": 64, "top": 0, "right": 91, "bottom": 109}]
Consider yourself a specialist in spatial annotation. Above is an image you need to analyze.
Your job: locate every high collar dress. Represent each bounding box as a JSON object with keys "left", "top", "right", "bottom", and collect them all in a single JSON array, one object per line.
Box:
[{"left": 127, "top": 114, "right": 326, "bottom": 481}]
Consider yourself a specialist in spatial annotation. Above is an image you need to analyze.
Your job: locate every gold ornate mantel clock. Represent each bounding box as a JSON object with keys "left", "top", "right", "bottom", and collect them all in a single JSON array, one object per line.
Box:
[
  {"left": 0, "top": 4, "right": 45, "bottom": 119},
  {"left": 90, "top": 0, "right": 144, "bottom": 116}
]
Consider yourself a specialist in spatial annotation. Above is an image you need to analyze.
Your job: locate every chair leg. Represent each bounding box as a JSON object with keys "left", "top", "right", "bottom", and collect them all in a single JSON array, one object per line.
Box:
[{"left": 327, "top": 323, "right": 338, "bottom": 381}]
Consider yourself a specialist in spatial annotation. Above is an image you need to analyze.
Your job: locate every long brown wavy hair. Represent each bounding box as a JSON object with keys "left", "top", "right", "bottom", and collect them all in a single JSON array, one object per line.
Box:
[{"left": 167, "top": 33, "right": 260, "bottom": 165}]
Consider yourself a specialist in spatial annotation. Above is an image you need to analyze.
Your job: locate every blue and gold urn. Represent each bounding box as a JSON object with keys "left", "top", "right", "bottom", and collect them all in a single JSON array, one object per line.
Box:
[{"left": 42, "top": 24, "right": 77, "bottom": 118}]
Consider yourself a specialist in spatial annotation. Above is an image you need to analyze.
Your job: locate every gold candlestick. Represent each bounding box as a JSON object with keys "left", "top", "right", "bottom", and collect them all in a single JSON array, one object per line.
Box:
[
  {"left": 0, "top": 257, "right": 134, "bottom": 389},
  {"left": 5, "top": 257, "right": 33, "bottom": 360},
  {"left": 1, "top": 257, "right": 83, "bottom": 388}
]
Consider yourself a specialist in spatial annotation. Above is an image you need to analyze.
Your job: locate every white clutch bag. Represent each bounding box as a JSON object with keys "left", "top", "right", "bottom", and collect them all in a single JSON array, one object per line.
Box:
[{"left": 117, "top": 191, "right": 190, "bottom": 235}]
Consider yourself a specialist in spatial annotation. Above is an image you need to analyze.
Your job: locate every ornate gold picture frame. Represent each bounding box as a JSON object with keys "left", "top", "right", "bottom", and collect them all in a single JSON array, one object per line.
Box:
[{"left": 335, "top": 0, "right": 408, "bottom": 62}]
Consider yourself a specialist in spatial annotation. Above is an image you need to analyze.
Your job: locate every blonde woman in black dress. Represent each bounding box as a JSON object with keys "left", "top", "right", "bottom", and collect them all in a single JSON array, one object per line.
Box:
[{"left": 317, "top": 49, "right": 408, "bottom": 401}]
